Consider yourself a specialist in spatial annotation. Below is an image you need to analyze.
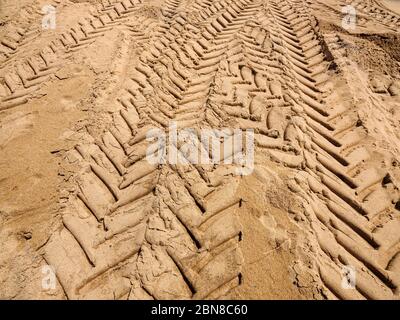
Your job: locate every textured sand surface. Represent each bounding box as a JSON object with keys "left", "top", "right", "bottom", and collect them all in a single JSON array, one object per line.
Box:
[{"left": 0, "top": 0, "right": 399, "bottom": 299}]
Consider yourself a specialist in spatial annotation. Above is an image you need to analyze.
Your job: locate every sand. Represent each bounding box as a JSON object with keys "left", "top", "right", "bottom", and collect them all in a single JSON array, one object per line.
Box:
[{"left": 0, "top": 0, "right": 399, "bottom": 300}]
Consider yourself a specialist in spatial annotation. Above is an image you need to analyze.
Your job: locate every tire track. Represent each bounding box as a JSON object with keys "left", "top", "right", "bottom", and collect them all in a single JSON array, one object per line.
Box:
[
  {"left": 0, "top": 0, "right": 62, "bottom": 65},
  {"left": 3, "top": 0, "right": 398, "bottom": 299}
]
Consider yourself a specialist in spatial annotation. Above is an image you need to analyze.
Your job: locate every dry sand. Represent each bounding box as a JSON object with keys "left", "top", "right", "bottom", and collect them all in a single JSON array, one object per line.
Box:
[{"left": 0, "top": 0, "right": 399, "bottom": 299}]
